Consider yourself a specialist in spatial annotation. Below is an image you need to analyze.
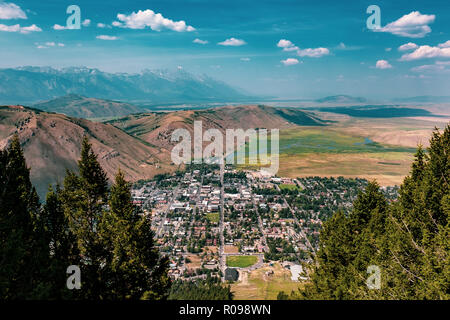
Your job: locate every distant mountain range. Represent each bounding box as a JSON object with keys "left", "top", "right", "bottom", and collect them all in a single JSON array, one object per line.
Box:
[
  {"left": 0, "top": 66, "right": 251, "bottom": 105},
  {"left": 33, "top": 94, "right": 147, "bottom": 119},
  {"left": 393, "top": 96, "right": 450, "bottom": 103},
  {"left": 315, "top": 95, "right": 368, "bottom": 104}
]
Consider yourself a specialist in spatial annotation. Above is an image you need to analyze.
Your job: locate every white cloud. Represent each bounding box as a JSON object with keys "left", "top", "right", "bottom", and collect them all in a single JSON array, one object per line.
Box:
[
  {"left": 398, "top": 42, "right": 418, "bottom": 51},
  {"left": 400, "top": 41, "right": 450, "bottom": 61},
  {"left": 218, "top": 37, "right": 246, "bottom": 46},
  {"left": 281, "top": 58, "right": 299, "bottom": 66},
  {"left": 97, "top": 23, "right": 106, "bottom": 28},
  {"left": 385, "top": 47, "right": 392, "bottom": 52},
  {"left": 438, "top": 40, "right": 450, "bottom": 48},
  {"left": 0, "top": 23, "right": 41, "bottom": 33},
  {"left": 375, "top": 11, "right": 435, "bottom": 38},
  {"left": 411, "top": 61, "right": 450, "bottom": 73},
  {"left": 53, "top": 24, "right": 68, "bottom": 30},
  {"left": 0, "top": 2, "right": 27, "bottom": 20},
  {"left": 82, "top": 19, "right": 91, "bottom": 27},
  {"left": 35, "top": 42, "right": 65, "bottom": 49},
  {"left": 277, "top": 39, "right": 329, "bottom": 57},
  {"left": 297, "top": 47, "right": 329, "bottom": 57},
  {"left": 277, "top": 39, "right": 299, "bottom": 52},
  {"left": 96, "top": 35, "right": 118, "bottom": 40},
  {"left": 376, "top": 60, "right": 392, "bottom": 69},
  {"left": 277, "top": 39, "right": 293, "bottom": 48},
  {"left": 113, "top": 9, "right": 195, "bottom": 32},
  {"left": 240, "top": 57, "right": 251, "bottom": 61},
  {"left": 193, "top": 38, "right": 208, "bottom": 45}
]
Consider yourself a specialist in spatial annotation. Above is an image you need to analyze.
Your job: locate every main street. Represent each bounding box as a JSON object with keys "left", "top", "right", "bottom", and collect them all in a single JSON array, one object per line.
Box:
[
  {"left": 274, "top": 184, "right": 315, "bottom": 254},
  {"left": 219, "top": 157, "right": 226, "bottom": 280}
]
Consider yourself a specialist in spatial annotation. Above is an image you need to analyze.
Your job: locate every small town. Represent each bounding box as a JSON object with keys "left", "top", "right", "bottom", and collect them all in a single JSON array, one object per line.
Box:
[{"left": 131, "top": 163, "right": 399, "bottom": 285}]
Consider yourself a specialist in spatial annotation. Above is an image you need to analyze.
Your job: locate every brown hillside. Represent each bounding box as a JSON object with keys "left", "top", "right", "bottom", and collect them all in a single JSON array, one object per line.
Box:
[
  {"left": 0, "top": 106, "right": 174, "bottom": 198},
  {"left": 109, "top": 105, "right": 327, "bottom": 150}
]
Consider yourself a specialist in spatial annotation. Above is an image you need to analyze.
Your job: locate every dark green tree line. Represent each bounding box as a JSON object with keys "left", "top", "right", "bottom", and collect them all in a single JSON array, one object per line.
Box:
[
  {"left": 282, "top": 125, "right": 449, "bottom": 300},
  {"left": 0, "top": 135, "right": 171, "bottom": 299}
]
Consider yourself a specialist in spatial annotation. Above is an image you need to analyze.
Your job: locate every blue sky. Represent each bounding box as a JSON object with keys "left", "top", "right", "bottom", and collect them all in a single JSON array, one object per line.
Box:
[{"left": 0, "top": 0, "right": 449, "bottom": 99}]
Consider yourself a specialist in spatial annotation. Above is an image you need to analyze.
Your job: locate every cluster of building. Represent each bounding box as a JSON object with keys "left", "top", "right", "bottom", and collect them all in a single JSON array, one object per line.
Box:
[{"left": 131, "top": 165, "right": 398, "bottom": 282}]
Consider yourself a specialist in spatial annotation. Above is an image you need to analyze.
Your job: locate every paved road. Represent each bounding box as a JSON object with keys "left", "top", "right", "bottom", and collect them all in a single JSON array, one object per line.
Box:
[
  {"left": 251, "top": 183, "right": 269, "bottom": 253},
  {"left": 275, "top": 184, "right": 315, "bottom": 254},
  {"left": 156, "top": 185, "right": 180, "bottom": 238},
  {"left": 219, "top": 157, "right": 226, "bottom": 280}
]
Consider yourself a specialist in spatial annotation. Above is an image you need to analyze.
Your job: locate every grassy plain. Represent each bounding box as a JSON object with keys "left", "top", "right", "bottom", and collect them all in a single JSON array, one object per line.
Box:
[{"left": 231, "top": 263, "right": 303, "bottom": 300}]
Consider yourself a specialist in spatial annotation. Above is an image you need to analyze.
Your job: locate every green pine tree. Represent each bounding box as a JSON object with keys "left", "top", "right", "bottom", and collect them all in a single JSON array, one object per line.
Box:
[
  {"left": 0, "top": 135, "right": 48, "bottom": 299},
  {"left": 104, "top": 169, "right": 171, "bottom": 299},
  {"left": 60, "top": 135, "right": 110, "bottom": 299}
]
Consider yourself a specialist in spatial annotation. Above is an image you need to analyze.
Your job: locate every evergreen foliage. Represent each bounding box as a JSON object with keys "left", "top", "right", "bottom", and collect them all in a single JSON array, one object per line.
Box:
[
  {"left": 286, "top": 126, "right": 449, "bottom": 300},
  {"left": 168, "top": 276, "right": 233, "bottom": 300},
  {"left": 0, "top": 135, "right": 171, "bottom": 299}
]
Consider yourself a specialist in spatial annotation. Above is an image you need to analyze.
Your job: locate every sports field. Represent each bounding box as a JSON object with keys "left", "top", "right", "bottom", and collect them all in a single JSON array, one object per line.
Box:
[{"left": 226, "top": 255, "right": 258, "bottom": 268}]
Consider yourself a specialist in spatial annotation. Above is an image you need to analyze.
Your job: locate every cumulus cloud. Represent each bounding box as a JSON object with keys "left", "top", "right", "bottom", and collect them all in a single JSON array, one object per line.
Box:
[
  {"left": 113, "top": 9, "right": 195, "bottom": 32},
  {"left": 0, "top": 2, "right": 27, "bottom": 19},
  {"left": 297, "top": 47, "right": 329, "bottom": 57},
  {"left": 35, "top": 41, "right": 65, "bottom": 49},
  {"left": 240, "top": 57, "right": 251, "bottom": 61},
  {"left": 281, "top": 58, "right": 299, "bottom": 66},
  {"left": 193, "top": 38, "right": 208, "bottom": 44},
  {"left": 82, "top": 19, "right": 91, "bottom": 27},
  {"left": 0, "top": 23, "right": 41, "bottom": 33},
  {"left": 53, "top": 24, "right": 68, "bottom": 30},
  {"left": 375, "top": 11, "right": 435, "bottom": 38},
  {"left": 277, "top": 39, "right": 329, "bottom": 57},
  {"left": 277, "top": 39, "right": 298, "bottom": 51},
  {"left": 376, "top": 60, "right": 392, "bottom": 69},
  {"left": 411, "top": 61, "right": 450, "bottom": 73},
  {"left": 96, "top": 35, "right": 118, "bottom": 40},
  {"left": 400, "top": 41, "right": 450, "bottom": 61},
  {"left": 218, "top": 38, "right": 246, "bottom": 46},
  {"left": 398, "top": 42, "right": 418, "bottom": 51},
  {"left": 438, "top": 40, "right": 450, "bottom": 48}
]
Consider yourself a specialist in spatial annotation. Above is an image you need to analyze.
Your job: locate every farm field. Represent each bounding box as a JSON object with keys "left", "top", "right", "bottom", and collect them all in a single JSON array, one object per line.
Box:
[
  {"left": 226, "top": 255, "right": 258, "bottom": 268},
  {"left": 236, "top": 112, "right": 450, "bottom": 186},
  {"left": 231, "top": 263, "right": 303, "bottom": 300}
]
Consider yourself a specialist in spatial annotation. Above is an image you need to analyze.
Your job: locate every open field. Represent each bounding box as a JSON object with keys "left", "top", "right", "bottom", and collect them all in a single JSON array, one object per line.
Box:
[
  {"left": 206, "top": 213, "right": 220, "bottom": 223},
  {"left": 278, "top": 152, "right": 414, "bottom": 186},
  {"left": 224, "top": 245, "right": 240, "bottom": 254},
  {"left": 204, "top": 246, "right": 218, "bottom": 254},
  {"left": 278, "top": 127, "right": 417, "bottom": 155},
  {"left": 279, "top": 184, "right": 301, "bottom": 191},
  {"left": 185, "top": 255, "right": 202, "bottom": 269},
  {"left": 235, "top": 111, "right": 450, "bottom": 185},
  {"left": 231, "top": 263, "right": 303, "bottom": 300},
  {"left": 226, "top": 255, "right": 258, "bottom": 268}
]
